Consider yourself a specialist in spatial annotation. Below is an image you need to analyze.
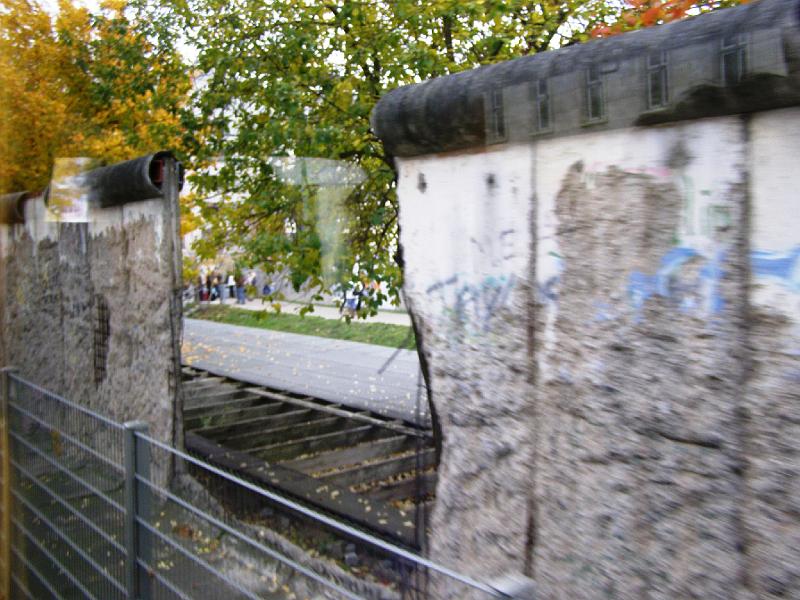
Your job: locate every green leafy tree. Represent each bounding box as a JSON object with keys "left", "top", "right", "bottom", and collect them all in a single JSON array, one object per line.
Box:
[
  {"left": 178, "top": 0, "right": 627, "bottom": 315},
  {"left": 177, "top": 0, "right": 746, "bottom": 316}
]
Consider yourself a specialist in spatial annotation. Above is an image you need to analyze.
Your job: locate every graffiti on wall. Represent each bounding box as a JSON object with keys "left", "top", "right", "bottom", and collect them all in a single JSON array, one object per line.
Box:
[
  {"left": 751, "top": 246, "right": 800, "bottom": 292},
  {"left": 424, "top": 229, "right": 522, "bottom": 337},
  {"left": 573, "top": 160, "right": 741, "bottom": 320},
  {"left": 427, "top": 272, "right": 517, "bottom": 335},
  {"left": 537, "top": 251, "right": 562, "bottom": 304},
  {"left": 626, "top": 245, "right": 800, "bottom": 318},
  {"left": 578, "top": 160, "right": 795, "bottom": 319},
  {"left": 628, "top": 247, "right": 726, "bottom": 316},
  {"left": 470, "top": 228, "right": 517, "bottom": 269}
]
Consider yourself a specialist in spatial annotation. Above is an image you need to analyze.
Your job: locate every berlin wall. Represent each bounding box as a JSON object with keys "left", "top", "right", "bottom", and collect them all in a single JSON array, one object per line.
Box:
[
  {"left": 0, "top": 153, "right": 184, "bottom": 483},
  {"left": 373, "top": 1, "right": 800, "bottom": 598}
]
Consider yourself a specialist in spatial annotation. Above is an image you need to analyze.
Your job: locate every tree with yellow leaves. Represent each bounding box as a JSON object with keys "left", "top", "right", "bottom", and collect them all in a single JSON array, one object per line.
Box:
[{"left": 0, "top": 0, "right": 191, "bottom": 194}]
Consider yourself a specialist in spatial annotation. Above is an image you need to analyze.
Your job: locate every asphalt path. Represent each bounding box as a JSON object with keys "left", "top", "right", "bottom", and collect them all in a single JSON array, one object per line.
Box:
[{"left": 182, "top": 319, "right": 428, "bottom": 425}]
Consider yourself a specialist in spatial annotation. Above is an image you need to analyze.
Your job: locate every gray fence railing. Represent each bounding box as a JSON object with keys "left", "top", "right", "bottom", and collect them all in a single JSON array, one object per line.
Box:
[{"left": 0, "top": 369, "right": 523, "bottom": 600}]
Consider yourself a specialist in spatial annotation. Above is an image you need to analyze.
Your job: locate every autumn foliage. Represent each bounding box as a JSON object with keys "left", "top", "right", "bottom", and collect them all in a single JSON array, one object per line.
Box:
[
  {"left": 0, "top": 0, "right": 190, "bottom": 194},
  {"left": 591, "top": 0, "right": 748, "bottom": 38}
]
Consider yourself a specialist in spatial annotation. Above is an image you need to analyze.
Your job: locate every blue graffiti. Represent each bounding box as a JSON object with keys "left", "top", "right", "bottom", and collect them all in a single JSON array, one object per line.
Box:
[
  {"left": 537, "top": 252, "right": 563, "bottom": 304},
  {"left": 627, "top": 245, "right": 800, "bottom": 317},
  {"left": 428, "top": 273, "right": 517, "bottom": 334},
  {"left": 453, "top": 274, "right": 517, "bottom": 332},
  {"left": 628, "top": 247, "right": 726, "bottom": 315},
  {"left": 751, "top": 246, "right": 800, "bottom": 292},
  {"left": 538, "top": 275, "right": 560, "bottom": 302}
]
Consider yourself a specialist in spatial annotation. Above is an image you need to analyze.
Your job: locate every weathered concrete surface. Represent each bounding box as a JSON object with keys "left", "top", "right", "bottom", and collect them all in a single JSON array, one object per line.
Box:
[
  {"left": 0, "top": 226, "right": 7, "bottom": 369},
  {"left": 0, "top": 158, "right": 183, "bottom": 486},
  {"left": 745, "top": 107, "right": 800, "bottom": 597},
  {"left": 388, "top": 112, "right": 800, "bottom": 598},
  {"left": 397, "top": 146, "right": 537, "bottom": 594},
  {"left": 532, "top": 120, "right": 749, "bottom": 599}
]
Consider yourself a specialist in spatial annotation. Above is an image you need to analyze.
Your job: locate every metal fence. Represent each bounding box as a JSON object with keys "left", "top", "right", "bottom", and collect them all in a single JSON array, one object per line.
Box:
[{"left": 0, "top": 369, "right": 518, "bottom": 600}]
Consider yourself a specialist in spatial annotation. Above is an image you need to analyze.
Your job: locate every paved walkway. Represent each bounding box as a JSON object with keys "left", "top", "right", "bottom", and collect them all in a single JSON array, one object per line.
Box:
[
  {"left": 202, "top": 298, "right": 413, "bottom": 326},
  {"left": 182, "top": 319, "right": 428, "bottom": 425}
]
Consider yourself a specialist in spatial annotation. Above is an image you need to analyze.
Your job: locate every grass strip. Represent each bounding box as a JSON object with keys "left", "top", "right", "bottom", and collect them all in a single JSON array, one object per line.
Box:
[{"left": 188, "top": 304, "right": 416, "bottom": 350}]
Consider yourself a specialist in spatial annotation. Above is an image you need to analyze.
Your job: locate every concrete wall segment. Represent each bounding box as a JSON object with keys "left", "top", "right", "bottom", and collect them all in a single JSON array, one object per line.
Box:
[
  {"left": 0, "top": 154, "right": 183, "bottom": 487},
  {"left": 397, "top": 144, "right": 537, "bottom": 593},
  {"left": 532, "top": 118, "right": 749, "bottom": 599},
  {"left": 376, "top": 1, "right": 800, "bottom": 594},
  {"left": 387, "top": 97, "right": 800, "bottom": 597}
]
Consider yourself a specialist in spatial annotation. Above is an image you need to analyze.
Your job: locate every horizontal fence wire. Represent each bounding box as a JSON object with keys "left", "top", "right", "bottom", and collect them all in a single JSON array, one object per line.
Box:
[
  {"left": 8, "top": 373, "right": 123, "bottom": 431},
  {"left": 8, "top": 376, "right": 125, "bottom": 470},
  {"left": 10, "top": 457, "right": 125, "bottom": 553},
  {"left": 12, "top": 517, "right": 101, "bottom": 600},
  {"left": 8, "top": 401, "right": 123, "bottom": 473},
  {"left": 140, "top": 431, "right": 506, "bottom": 597},
  {"left": 2, "top": 373, "right": 510, "bottom": 600},
  {"left": 137, "top": 556, "right": 195, "bottom": 600},
  {"left": 11, "top": 546, "right": 65, "bottom": 600},
  {"left": 8, "top": 430, "right": 125, "bottom": 513},
  {"left": 135, "top": 473, "right": 364, "bottom": 600},
  {"left": 12, "top": 488, "right": 127, "bottom": 596},
  {"left": 136, "top": 518, "right": 264, "bottom": 600},
  {"left": 8, "top": 424, "right": 124, "bottom": 505},
  {"left": 11, "top": 572, "right": 36, "bottom": 600}
]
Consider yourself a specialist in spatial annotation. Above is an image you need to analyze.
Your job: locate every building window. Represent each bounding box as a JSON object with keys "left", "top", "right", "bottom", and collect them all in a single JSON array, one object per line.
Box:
[
  {"left": 586, "top": 64, "right": 605, "bottom": 121},
  {"left": 721, "top": 34, "right": 747, "bottom": 85},
  {"left": 490, "top": 88, "right": 506, "bottom": 141},
  {"left": 647, "top": 50, "right": 668, "bottom": 109},
  {"left": 531, "top": 78, "right": 551, "bottom": 131}
]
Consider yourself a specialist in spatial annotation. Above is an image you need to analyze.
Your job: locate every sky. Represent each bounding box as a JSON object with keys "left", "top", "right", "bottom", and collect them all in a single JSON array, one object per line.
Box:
[{"left": 40, "top": 0, "right": 99, "bottom": 14}]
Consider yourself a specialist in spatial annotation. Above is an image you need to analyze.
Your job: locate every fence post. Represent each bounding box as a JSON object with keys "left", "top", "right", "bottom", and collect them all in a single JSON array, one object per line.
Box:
[
  {"left": 0, "top": 367, "right": 16, "bottom": 600},
  {"left": 124, "top": 421, "right": 152, "bottom": 600}
]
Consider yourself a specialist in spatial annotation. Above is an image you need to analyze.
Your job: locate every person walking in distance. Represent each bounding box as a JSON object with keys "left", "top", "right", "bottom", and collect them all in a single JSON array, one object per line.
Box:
[
  {"left": 227, "top": 273, "right": 235, "bottom": 302},
  {"left": 235, "top": 273, "right": 247, "bottom": 304}
]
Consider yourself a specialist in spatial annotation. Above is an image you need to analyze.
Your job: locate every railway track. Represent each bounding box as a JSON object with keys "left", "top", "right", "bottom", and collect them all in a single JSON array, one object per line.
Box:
[{"left": 181, "top": 366, "right": 436, "bottom": 548}]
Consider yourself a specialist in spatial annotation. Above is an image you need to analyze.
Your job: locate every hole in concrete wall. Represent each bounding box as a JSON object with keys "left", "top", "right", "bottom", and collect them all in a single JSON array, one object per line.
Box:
[
  {"left": 417, "top": 173, "right": 427, "bottom": 193},
  {"left": 93, "top": 294, "right": 110, "bottom": 386}
]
